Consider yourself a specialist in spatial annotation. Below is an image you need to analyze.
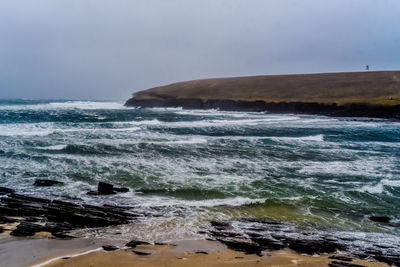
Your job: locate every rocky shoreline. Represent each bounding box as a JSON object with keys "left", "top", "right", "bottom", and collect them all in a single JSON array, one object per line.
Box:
[
  {"left": 125, "top": 97, "right": 400, "bottom": 118},
  {"left": 202, "top": 218, "right": 400, "bottom": 266},
  {"left": 1, "top": 185, "right": 399, "bottom": 266}
]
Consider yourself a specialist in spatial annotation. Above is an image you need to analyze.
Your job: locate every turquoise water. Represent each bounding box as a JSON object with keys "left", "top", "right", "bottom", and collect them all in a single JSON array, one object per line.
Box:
[{"left": 0, "top": 100, "right": 399, "bottom": 241}]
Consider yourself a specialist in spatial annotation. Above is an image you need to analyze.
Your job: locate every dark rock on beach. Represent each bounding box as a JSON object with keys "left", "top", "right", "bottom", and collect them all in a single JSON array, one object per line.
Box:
[
  {"left": 287, "top": 238, "right": 345, "bottom": 254},
  {"left": 87, "top": 182, "right": 130, "bottom": 195},
  {"left": 102, "top": 245, "right": 119, "bottom": 251},
  {"left": 126, "top": 240, "right": 151, "bottom": 248},
  {"left": 204, "top": 217, "right": 400, "bottom": 266},
  {"left": 329, "top": 261, "right": 366, "bottom": 267},
  {"left": 0, "top": 187, "right": 138, "bottom": 238},
  {"left": 251, "top": 237, "right": 286, "bottom": 250},
  {"left": 0, "top": 187, "right": 14, "bottom": 194},
  {"left": 0, "top": 216, "right": 18, "bottom": 224},
  {"left": 34, "top": 179, "right": 64, "bottom": 187},
  {"left": 98, "top": 182, "right": 115, "bottom": 194},
  {"left": 10, "top": 221, "right": 43, "bottom": 236},
  {"left": 217, "top": 239, "right": 262, "bottom": 256},
  {"left": 369, "top": 216, "right": 391, "bottom": 223},
  {"left": 113, "top": 187, "right": 130, "bottom": 193},
  {"left": 132, "top": 249, "right": 153, "bottom": 256},
  {"left": 328, "top": 255, "right": 354, "bottom": 262}
]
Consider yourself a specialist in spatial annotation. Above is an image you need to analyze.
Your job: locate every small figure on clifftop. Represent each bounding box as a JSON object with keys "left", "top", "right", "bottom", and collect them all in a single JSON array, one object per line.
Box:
[{"left": 365, "top": 65, "right": 370, "bottom": 71}]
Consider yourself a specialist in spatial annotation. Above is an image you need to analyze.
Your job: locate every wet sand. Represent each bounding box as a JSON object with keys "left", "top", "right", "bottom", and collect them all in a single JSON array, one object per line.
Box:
[
  {"left": 28, "top": 239, "right": 389, "bottom": 267},
  {"left": 0, "top": 235, "right": 107, "bottom": 267}
]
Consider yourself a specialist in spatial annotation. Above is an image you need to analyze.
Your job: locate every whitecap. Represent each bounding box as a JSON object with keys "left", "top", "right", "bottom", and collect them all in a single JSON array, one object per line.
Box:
[
  {"left": 0, "top": 101, "right": 124, "bottom": 111},
  {"left": 134, "top": 196, "right": 265, "bottom": 207},
  {"left": 35, "top": 145, "right": 67, "bottom": 150},
  {"left": 270, "top": 134, "right": 324, "bottom": 142},
  {"left": 155, "top": 138, "right": 207, "bottom": 145},
  {"left": 359, "top": 183, "right": 384, "bottom": 194}
]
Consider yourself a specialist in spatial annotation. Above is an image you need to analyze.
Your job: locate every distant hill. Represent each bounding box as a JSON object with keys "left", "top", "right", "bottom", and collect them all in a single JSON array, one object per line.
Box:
[{"left": 125, "top": 71, "right": 400, "bottom": 118}]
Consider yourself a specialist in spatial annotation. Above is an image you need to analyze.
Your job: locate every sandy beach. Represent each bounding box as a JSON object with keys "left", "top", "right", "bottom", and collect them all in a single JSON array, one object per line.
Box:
[{"left": 23, "top": 239, "right": 389, "bottom": 267}]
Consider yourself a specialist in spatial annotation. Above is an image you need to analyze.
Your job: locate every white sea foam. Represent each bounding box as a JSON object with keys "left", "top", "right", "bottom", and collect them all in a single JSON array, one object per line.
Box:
[
  {"left": 174, "top": 109, "right": 265, "bottom": 117},
  {"left": 0, "top": 101, "right": 124, "bottom": 110},
  {"left": 270, "top": 134, "right": 324, "bottom": 142},
  {"left": 135, "top": 196, "right": 266, "bottom": 207},
  {"left": 35, "top": 145, "right": 68, "bottom": 150},
  {"left": 122, "top": 119, "right": 161, "bottom": 126},
  {"left": 358, "top": 179, "right": 400, "bottom": 194},
  {"left": 154, "top": 138, "right": 208, "bottom": 145},
  {"left": 0, "top": 123, "right": 55, "bottom": 136},
  {"left": 120, "top": 116, "right": 302, "bottom": 129},
  {"left": 30, "top": 248, "right": 103, "bottom": 267},
  {"left": 359, "top": 184, "right": 384, "bottom": 194}
]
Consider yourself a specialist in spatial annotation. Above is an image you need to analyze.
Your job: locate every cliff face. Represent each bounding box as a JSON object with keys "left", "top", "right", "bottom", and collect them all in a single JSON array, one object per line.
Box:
[{"left": 125, "top": 71, "right": 400, "bottom": 118}]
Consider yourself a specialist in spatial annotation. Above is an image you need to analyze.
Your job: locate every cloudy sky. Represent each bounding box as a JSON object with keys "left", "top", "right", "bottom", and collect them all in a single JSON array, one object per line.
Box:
[{"left": 0, "top": 0, "right": 399, "bottom": 100}]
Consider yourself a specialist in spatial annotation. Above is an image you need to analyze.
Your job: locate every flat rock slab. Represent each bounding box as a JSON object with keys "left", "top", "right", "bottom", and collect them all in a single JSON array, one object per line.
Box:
[
  {"left": 34, "top": 179, "right": 64, "bottom": 187},
  {"left": 329, "top": 261, "right": 366, "bottom": 267},
  {"left": 204, "top": 218, "right": 400, "bottom": 266},
  {"left": 0, "top": 187, "right": 138, "bottom": 238}
]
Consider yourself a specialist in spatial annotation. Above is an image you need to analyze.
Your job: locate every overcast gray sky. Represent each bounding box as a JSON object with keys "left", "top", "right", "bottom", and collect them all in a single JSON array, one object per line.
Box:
[{"left": 0, "top": 0, "right": 399, "bottom": 100}]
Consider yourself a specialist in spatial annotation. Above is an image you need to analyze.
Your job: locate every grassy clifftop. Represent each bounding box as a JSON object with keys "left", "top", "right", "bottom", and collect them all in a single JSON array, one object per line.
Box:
[{"left": 129, "top": 71, "right": 400, "bottom": 106}]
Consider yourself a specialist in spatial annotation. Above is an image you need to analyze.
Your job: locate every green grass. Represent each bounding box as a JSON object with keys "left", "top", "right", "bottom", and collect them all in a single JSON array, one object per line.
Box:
[{"left": 132, "top": 71, "right": 400, "bottom": 106}]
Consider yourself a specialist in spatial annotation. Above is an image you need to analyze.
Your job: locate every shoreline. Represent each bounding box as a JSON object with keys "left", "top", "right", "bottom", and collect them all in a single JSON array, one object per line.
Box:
[
  {"left": 26, "top": 239, "right": 390, "bottom": 267},
  {"left": 125, "top": 98, "right": 400, "bottom": 119},
  {"left": 1, "top": 187, "right": 399, "bottom": 266}
]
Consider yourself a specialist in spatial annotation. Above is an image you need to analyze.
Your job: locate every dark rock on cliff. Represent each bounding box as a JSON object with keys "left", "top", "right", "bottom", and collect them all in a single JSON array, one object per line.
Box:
[
  {"left": 126, "top": 98, "right": 400, "bottom": 119},
  {"left": 34, "top": 179, "right": 64, "bottom": 187}
]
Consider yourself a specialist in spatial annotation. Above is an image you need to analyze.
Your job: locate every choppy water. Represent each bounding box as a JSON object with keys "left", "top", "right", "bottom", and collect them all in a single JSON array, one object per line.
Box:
[{"left": 1, "top": 100, "right": 399, "bottom": 242}]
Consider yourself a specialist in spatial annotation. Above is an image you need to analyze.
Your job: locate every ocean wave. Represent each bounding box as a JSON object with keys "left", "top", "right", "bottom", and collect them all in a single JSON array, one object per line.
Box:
[
  {"left": 0, "top": 123, "right": 55, "bottom": 136},
  {"left": 35, "top": 145, "right": 68, "bottom": 151},
  {"left": 0, "top": 101, "right": 125, "bottom": 110},
  {"left": 135, "top": 196, "right": 266, "bottom": 207},
  {"left": 173, "top": 109, "right": 267, "bottom": 117},
  {"left": 153, "top": 138, "right": 207, "bottom": 145},
  {"left": 358, "top": 179, "right": 400, "bottom": 194},
  {"left": 119, "top": 119, "right": 161, "bottom": 126},
  {"left": 269, "top": 134, "right": 324, "bottom": 142},
  {"left": 120, "top": 117, "right": 302, "bottom": 129}
]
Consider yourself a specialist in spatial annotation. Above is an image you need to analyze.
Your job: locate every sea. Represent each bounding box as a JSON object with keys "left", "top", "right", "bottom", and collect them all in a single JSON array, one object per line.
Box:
[{"left": 0, "top": 99, "right": 399, "bottom": 245}]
